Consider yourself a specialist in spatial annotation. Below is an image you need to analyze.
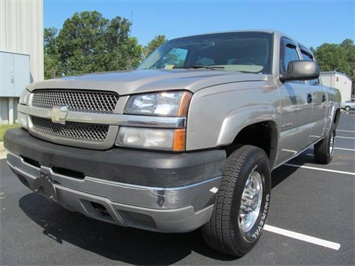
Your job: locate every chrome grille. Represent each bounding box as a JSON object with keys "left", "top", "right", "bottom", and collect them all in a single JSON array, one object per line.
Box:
[
  {"left": 32, "top": 90, "right": 119, "bottom": 112},
  {"left": 31, "top": 116, "right": 109, "bottom": 142}
]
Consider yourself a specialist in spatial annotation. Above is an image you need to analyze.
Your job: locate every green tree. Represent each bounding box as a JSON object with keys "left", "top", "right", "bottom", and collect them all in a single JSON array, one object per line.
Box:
[
  {"left": 144, "top": 35, "right": 167, "bottom": 58},
  {"left": 340, "top": 39, "right": 355, "bottom": 93},
  {"left": 45, "top": 11, "right": 142, "bottom": 77},
  {"left": 44, "top": 27, "right": 60, "bottom": 79},
  {"left": 313, "top": 43, "right": 349, "bottom": 73},
  {"left": 313, "top": 39, "right": 355, "bottom": 94}
]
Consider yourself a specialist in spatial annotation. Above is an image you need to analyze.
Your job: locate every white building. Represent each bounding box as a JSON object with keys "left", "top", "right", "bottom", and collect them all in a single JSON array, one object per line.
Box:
[
  {"left": 320, "top": 72, "right": 353, "bottom": 102},
  {"left": 0, "top": 0, "right": 43, "bottom": 125}
]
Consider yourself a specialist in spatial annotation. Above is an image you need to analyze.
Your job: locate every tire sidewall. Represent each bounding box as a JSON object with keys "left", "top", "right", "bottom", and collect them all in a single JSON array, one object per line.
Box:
[
  {"left": 323, "top": 127, "right": 336, "bottom": 162},
  {"left": 314, "top": 123, "right": 337, "bottom": 164},
  {"left": 230, "top": 149, "right": 271, "bottom": 250},
  {"left": 328, "top": 129, "right": 335, "bottom": 159}
]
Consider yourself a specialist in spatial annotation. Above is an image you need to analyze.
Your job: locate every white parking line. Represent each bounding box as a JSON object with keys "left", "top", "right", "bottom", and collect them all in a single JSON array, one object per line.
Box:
[
  {"left": 308, "top": 147, "right": 355, "bottom": 152},
  {"left": 337, "top": 130, "right": 355, "bottom": 133},
  {"left": 336, "top": 136, "right": 355, "bottom": 140},
  {"left": 335, "top": 147, "right": 355, "bottom": 152},
  {"left": 284, "top": 163, "right": 355, "bottom": 176},
  {"left": 264, "top": 225, "right": 341, "bottom": 251}
]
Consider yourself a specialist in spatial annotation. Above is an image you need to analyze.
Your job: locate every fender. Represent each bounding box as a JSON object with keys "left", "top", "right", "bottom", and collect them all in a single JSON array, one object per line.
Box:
[
  {"left": 323, "top": 86, "right": 341, "bottom": 136},
  {"left": 217, "top": 105, "right": 279, "bottom": 146},
  {"left": 217, "top": 105, "right": 279, "bottom": 168}
]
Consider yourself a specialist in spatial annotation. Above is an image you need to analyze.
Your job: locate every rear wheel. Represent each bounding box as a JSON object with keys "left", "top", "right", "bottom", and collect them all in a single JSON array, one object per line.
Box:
[
  {"left": 202, "top": 145, "right": 271, "bottom": 257},
  {"left": 314, "top": 127, "right": 336, "bottom": 164},
  {"left": 345, "top": 106, "right": 351, "bottom": 111}
]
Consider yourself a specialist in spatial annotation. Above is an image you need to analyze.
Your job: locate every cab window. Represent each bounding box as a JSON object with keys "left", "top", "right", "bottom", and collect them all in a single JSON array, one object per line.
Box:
[{"left": 281, "top": 43, "right": 300, "bottom": 73}]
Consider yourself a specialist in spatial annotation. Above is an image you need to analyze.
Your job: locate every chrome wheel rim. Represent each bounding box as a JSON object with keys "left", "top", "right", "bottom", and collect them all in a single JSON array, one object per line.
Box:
[
  {"left": 239, "top": 169, "right": 263, "bottom": 233},
  {"left": 329, "top": 131, "right": 335, "bottom": 156}
]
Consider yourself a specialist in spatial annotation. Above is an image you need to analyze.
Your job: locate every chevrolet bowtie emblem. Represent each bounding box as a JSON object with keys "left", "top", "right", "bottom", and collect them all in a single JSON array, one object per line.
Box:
[{"left": 47, "top": 106, "right": 69, "bottom": 124}]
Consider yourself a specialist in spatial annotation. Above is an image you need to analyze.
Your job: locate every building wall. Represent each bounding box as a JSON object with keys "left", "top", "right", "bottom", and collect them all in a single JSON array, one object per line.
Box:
[
  {"left": 320, "top": 72, "right": 353, "bottom": 102},
  {"left": 0, "top": 98, "right": 19, "bottom": 124},
  {"left": 0, "top": 0, "right": 43, "bottom": 125}
]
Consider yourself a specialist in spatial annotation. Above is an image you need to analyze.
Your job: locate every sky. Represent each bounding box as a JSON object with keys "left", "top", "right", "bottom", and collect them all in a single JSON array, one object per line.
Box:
[{"left": 44, "top": 0, "right": 354, "bottom": 49}]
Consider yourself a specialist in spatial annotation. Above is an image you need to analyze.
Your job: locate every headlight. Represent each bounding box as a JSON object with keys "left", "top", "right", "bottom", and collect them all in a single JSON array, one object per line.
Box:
[
  {"left": 116, "top": 127, "right": 186, "bottom": 151},
  {"left": 124, "top": 91, "right": 191, "bottom": 116},
  {"left": 19, "top": 89, "right": 31, "bottom": 105},
  {"left": 121, "top": 91, "right": 191, "bottom": 151}
]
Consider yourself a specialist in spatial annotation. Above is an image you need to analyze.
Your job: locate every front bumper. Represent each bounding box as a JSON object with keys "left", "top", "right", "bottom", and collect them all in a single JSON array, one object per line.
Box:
[{"left": 5, "top": 128, "right": 226, "bottom": 232}]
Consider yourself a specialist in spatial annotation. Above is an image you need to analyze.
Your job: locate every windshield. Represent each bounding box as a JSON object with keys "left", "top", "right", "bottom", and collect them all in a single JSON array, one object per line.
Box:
[{"left": 138, "top": 32, "right": 273, "bottom": 74}]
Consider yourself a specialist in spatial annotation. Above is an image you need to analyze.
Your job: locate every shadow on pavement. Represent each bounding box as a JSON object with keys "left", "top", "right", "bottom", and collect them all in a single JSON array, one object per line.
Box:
[
  {"left": 19, "top": 194, "right": 234, "bottom": 265},
  {"left": 17, "top": 150, "right": 317, "bottom": 264},
  {"left": 271, "top": 149, "right": 315, "bottom": 188}
]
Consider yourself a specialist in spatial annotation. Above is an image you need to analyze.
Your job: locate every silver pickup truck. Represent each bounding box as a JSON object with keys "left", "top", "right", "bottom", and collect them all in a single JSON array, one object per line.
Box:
[{"left": 4, "top": 30, "right": 341, "bottom": 257}]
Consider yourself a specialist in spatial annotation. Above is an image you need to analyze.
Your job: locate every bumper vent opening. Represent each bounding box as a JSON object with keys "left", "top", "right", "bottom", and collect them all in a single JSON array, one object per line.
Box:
[
  {"left": 22, "top": 156, "right": 40, "bottom": 168},
  {"left": 118, "top": 210, "right": 157, "bottom": 231},
  {"left": 52, "top": 166, "right": 85, "bottom": 180},
  {"left": 88, "top": 201, "right": 114, "bottom": 222}
]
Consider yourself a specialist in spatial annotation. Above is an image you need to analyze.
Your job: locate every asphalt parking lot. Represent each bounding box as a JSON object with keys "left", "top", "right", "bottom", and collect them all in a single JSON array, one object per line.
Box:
[{"left": 0, "top": 113, "right": 354, "bottom": 265}]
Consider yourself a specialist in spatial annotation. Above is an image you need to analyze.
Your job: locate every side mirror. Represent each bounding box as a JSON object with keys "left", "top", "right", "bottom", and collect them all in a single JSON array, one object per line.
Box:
[{"left": 280, "top": 60, "right": 320, "bottom": 82}]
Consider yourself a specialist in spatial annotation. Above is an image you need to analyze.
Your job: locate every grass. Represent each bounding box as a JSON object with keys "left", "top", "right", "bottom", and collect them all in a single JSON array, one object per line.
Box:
[{"left": 0, "top": 124, "right": 20, "bottom": 142}]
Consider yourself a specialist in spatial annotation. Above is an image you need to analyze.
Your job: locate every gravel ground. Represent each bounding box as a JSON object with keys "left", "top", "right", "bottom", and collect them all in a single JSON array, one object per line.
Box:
[{"left": 0, "top": 142, "right": 6, "bottom": 159}]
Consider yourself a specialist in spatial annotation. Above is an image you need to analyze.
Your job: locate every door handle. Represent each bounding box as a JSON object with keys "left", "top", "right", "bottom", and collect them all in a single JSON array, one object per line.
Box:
[{"left": 307, "top": 93, "right": 312, "bottom": 104}]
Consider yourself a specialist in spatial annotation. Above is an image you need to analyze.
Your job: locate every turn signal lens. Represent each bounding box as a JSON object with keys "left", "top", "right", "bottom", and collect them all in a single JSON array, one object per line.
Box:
[
  {"left": 116, "top": 127, "right": 186, "bottom": 151},
  {"left": 173, "top": 129, "right": 186, "bottom": 151}
]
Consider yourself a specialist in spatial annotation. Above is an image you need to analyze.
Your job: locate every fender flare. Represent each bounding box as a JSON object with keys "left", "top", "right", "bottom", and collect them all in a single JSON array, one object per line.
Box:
[{"left": 217, "top": 105, "right": 279, "bottom": 167}]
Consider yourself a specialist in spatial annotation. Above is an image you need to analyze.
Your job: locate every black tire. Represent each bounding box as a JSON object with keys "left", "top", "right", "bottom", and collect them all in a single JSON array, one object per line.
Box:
[
  {"left": 314, "top": 127, "right": 336, "bottom": 164},
  {"left": 345, "top": 106, "right": 351, "bottom": 111},
  {"left": 201, "top": 145, "right": 271, "bottom": 257}
]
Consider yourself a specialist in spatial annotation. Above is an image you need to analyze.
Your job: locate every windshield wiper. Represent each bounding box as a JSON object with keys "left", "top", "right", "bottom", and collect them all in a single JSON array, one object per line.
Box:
[{"left": 174, "top": 65, "right": 225, "bottom": 70}]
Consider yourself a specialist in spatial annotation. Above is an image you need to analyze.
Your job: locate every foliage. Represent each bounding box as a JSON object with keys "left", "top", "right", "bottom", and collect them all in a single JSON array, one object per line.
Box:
[
  {"left": 0, "top": 124, "right": 19, "bottom": 142},
  {"left": 44, "top": 27, "right": 60, "bottom": 79},
  {"left": 143, "top": 35, "right": 167, "bottom": 59},
  {"left": 44, "top": 11, "right": 143, "bottom": 78},
  {"left": 312, "top": 39, "right": 355, "bottom": 93}
]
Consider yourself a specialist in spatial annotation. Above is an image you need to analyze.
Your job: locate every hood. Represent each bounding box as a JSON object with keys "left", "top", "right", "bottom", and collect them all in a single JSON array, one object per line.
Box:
[{"left": 28, "top": 69, "right": 267, "bottom": 95}]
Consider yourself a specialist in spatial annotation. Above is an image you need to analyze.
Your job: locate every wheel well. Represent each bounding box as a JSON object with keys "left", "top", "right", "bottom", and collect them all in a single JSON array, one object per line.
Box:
[{"left": 227, "top": 121, "right": 278, "bottom": 167}]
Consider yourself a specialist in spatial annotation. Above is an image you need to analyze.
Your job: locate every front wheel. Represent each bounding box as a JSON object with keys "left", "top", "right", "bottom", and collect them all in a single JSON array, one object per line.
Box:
[
  {"left": 202, "top": 145, "right": 271, "bottom": 257},
  {"left": 345, "top": 106, "right": 351, "bottom": 111}
]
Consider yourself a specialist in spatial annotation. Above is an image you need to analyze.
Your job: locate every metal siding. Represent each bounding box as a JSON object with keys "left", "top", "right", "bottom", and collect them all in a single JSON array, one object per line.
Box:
[
  {"left": 0, "top": 98, "right": 19, "bottom": 125},
  {"left": 0, "top": 52, "right": 15, "bottom": 96},
  {"left": 320, "top": 72, "right": 353, "bottom": 102},
  {"left": 14, "top": 53, "right": 31, "bottom": 96},
  {"left": 0, "top": 0, "right": 43, "bottom": 124},
  {"left": 0, "top": 0, "right": 43, "bottom": 82},
  {"left": 0, "top": 98, "right": 9, "bottom": 125},
  {"left": 337, "top": 74, "right": 352, "bottom": 101}
]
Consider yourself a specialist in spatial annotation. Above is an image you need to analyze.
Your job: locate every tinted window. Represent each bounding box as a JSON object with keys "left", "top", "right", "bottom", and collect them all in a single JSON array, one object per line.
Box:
[
  {"left": 138, "top": 32, "right": 273, "bottom": 74},
  {"left": 282, "top": 44, "right": 299, "bottom": 72},
  {"left": 150, "top": 48, "right": 188, "bottom": 69},
  {"left": 301, "top": 50, "right": 313, "bottom": 61}
]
